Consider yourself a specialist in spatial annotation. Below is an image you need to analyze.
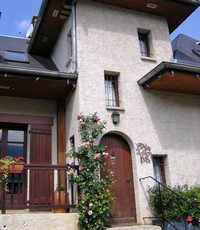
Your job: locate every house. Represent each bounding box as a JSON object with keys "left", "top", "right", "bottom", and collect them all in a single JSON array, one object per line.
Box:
[{"left": 0, "top": 0, "right": 200, "bottom": 229}]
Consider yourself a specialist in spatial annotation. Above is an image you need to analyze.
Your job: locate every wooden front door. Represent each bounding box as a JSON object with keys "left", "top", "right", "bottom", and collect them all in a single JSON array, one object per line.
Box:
[
  {"left": 100, "top": 133, "right": 136, "bottom": 225},
  {"left": 29, "top": 124, "right": 52, "bottom": 206}
]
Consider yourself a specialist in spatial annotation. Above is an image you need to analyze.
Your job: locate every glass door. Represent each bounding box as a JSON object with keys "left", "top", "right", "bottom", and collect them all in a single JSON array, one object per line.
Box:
[{"left": 0, "top": 123, "right": 27, "bottom": 209}]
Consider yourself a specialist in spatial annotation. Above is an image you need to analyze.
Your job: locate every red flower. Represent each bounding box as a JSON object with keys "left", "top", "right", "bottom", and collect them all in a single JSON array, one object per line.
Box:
[
  {"left": 187, "top": 216, "right": 193, "bottom": 223},
  {"left": 14, "top": 156, "right": 25, "bottom": 162}
]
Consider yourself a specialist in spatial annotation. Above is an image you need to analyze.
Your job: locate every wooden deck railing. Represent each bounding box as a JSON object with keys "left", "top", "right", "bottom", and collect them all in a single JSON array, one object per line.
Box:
[{"left": 0, "top": 164, "right": 79, "bottom": 214}]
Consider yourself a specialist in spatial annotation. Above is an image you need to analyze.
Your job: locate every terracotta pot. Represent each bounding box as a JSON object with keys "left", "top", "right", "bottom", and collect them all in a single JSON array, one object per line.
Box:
[
  {"left": 52, "top": 191, "right": 69, "bottom": 213},
  {"left": 0, "top": 162, "right": 25, "bottom": 174}
]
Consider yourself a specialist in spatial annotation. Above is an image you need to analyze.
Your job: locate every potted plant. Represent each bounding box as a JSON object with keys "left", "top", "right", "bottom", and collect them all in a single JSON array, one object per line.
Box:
[
  {"left": 52, "top": 184, "right": 69, "bottom": 213},
  {"left": 0, "top": 156, "right": 25, "bottom": 192}
]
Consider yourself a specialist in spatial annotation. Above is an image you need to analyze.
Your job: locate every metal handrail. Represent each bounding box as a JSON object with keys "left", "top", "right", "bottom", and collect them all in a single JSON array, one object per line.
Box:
[
  {"left": 140, "top": 176, "right": 199, "bottom": 209},
  {"left": 139, "top": 176, "right": 200, "bottom": 230}
]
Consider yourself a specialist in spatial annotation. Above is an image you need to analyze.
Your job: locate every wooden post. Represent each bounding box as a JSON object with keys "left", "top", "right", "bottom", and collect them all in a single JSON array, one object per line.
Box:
[{"left": 57, "top": 99, "right": 66, "bottom": 186}]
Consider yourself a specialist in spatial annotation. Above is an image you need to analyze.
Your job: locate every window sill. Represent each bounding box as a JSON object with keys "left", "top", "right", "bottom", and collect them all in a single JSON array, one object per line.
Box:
[
  {"left": 106, "top": 106, "right": 125, "bottom": 111},
  {"left": 141, "top": 56, "right": 156, "bottom": 62}
]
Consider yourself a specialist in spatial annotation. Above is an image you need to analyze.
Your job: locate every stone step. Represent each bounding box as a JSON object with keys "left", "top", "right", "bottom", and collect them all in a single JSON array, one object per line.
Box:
[{"left": 106, "top": 225, "right": 161, "bottom": 230}]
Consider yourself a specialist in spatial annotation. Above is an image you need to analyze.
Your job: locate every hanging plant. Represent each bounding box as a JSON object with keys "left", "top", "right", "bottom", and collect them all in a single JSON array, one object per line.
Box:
[
  {"left": 67, "top": 112, "right": 114, "bottom": 230},
  {"left": 0, "top": 156, "right": 25, "bottom": 192}
]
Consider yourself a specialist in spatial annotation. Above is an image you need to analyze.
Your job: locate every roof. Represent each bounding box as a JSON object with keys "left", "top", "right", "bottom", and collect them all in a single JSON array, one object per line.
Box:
[
  {"left": 28, "top": 0, "right": 200, "bottom": 56},
  {"left": 0, "top": 36, "right": 77, "bottom": 100},
  {"left": 138, "top": 35, "right": 200, "bottom": 95},
  {"left": 172, "top": 34, "right": 200, "bottom": 67},
  {"left": 0, "top": 36, "right": 58, "bottom": 71}
]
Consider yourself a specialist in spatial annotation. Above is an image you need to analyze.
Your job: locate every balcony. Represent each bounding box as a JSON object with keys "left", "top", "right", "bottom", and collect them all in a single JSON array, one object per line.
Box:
[{"left": 0, "top": 164, "right": 78, "bottom": 214}]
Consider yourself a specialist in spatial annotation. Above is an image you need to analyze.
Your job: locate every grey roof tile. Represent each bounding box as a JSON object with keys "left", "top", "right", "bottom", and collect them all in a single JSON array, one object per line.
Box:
[
  {"left": 0, "top": 36, "right": 58, "bottom": 71},
  {"left": 172, "top": 34, "right": 200, "bottom": 67}
]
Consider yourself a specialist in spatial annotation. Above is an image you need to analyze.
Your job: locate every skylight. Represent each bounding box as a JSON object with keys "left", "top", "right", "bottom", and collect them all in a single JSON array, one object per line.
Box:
[{"left": 4, "top": 50, "right": 29, "bottom": 63}]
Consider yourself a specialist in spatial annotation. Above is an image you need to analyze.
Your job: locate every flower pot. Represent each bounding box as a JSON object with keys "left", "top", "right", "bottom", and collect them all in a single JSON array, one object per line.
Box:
[
  {"left": 0, "top": 162, "right": 25, "bottom": 174},
  {"left": 52, "top": 191, "right": 69, "bottom": 213}
]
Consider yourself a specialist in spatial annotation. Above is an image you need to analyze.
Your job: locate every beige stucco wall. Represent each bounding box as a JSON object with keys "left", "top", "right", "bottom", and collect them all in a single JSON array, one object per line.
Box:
[
  {"left": 0, "top": 96, "right": 57, "bottom": 164},
  {"left": 52, "top": 0, "right": 200, "bottom": 225},
  {"left": 75, "top": 0, "right": 172, "bottom": 223}
]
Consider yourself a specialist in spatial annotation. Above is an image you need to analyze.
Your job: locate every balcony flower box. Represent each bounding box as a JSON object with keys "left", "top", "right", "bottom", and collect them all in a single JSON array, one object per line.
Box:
[
  {"left": 0, "top": 162, "right": 25, "bottom": 174},
  {"left": 0, "top": 156, "right": 25, "bottom": 192}
]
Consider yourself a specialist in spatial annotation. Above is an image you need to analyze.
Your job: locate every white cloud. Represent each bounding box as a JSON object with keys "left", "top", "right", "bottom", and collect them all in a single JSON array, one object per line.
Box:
[{"left": 15, "top": 19, "right": 31, "bottom": 33}]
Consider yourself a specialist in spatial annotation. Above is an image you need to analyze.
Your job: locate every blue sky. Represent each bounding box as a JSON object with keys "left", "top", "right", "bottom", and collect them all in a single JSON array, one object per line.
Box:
[
  {"left": 0, "top": 1, "right": 200, "bottom": 41},
  {"left": 0, "top": 0, "right": 42, "bottom": 38}
]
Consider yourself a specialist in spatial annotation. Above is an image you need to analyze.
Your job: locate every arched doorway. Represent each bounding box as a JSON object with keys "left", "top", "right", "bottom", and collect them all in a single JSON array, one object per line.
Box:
[{"left": 100, "top": 133, "right": 136, "bottom": 226}]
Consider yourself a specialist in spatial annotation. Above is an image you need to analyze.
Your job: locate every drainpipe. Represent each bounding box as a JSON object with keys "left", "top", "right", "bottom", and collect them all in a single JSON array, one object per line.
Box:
[{"left": 71, "top": 0, "right": 77, "bottom": 74}]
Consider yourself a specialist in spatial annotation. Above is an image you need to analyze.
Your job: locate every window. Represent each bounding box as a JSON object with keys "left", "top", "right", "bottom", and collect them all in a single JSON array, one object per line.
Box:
[
  {"left": 104, "top": 73, "right": 120, "bottom": 107},
  {"left": 4, "top": 50, "right": 29, "bottom": 63},
  {"left": 153, "top": 156, "right": 166, "bottom": 184},
  {"left": 138, "top": 30, "right": 151, "bottom": 57}
]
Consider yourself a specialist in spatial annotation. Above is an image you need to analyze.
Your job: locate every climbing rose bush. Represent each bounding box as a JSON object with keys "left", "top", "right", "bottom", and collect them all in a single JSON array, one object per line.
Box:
[{"left": 67, "top": 112, "right": 114, "bottom": 230}]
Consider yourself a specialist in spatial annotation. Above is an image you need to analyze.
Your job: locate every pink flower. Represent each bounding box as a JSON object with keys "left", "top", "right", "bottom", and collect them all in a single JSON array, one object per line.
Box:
[
  {"left": 88, "top": 203, "right": 93, "bottom": 207},
  {"left": 79, "top": 165, "right": 83, "bottom": 171},
  {"left": 79, "top": 119, "right": 85, "bottom": 124},
  {"left": 68, "top": 169, "right": 74, "bottom": 174},
  {"left": 81, "top": 141, "right": 90, "bottom": 148},
  {"left": 88, "top": 210, "right": 93, "bottom": 215},
  {"left": 76, "top": 113, "right": 81, "bottom": 119},
  {"left": 187, "top": 216, "right": 193, "bottom": 223},
  {"left": 102, "top": 152, "right": 109, "bottom": 158},
  {"left": 96, "top": 117, "right": 100, "bottom": 122},
  {"left": 94, "top": 153, "right": 100, "bottom": 158}
]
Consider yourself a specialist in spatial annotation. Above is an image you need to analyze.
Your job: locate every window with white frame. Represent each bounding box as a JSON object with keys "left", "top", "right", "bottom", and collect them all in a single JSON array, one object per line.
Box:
[
  {"left": 104, "top": 73, "right": 120, "bottom": 107},
  {"left": 138, "top": 29, "right": 152, "bottom": 57}
]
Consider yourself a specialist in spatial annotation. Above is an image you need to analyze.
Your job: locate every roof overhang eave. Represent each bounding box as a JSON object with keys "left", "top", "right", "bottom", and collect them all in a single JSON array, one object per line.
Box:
[
  {"left": 137, "top": 61, "right": 200, "bottom": 86},
  {"left": 27, "top": 0, "right": 49, "bottom": 53}
]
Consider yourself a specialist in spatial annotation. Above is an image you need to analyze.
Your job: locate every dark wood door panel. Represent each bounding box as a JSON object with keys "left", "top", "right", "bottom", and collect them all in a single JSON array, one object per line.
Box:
[{"left": 101, "top": 133, "right": 136, "bottom": 224}]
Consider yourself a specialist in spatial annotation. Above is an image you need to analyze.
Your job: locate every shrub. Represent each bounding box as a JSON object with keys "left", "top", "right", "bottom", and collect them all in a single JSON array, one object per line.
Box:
[
  {"left": 67, "top": 112, "right": 113, "bottom": 230},
  {"left": 148, "top": 184, "right": 200, "bottom": 225}
]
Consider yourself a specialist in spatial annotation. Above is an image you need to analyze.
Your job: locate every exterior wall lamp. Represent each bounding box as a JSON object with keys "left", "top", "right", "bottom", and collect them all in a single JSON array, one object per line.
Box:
[{"left": 111, "top": 111, "right": 120, "bottom": 124}]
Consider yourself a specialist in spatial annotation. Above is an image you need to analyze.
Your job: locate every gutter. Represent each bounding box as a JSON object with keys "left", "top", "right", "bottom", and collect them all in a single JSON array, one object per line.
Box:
[
  {"left": 137, "top": 61, "right": 200, "bottom": 86},
  {"left": 0, "top": 65, "right": 78, "bottom": 81},
  {"left": 71, "top": 0, "right": 78, "bottom": 74}
]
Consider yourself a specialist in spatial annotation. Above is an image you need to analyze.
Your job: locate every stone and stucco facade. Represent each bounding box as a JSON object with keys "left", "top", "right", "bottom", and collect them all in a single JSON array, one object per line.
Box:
[
  {"left": 51, "top": 0, "right": 200, "bottom": 223},
  {"left": 0, "top": 0, "right": 200, "bottom": 228}
]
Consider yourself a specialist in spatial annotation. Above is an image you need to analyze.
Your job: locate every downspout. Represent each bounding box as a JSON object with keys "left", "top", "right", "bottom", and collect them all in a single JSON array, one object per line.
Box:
[{"left": 71, "top": 0, "right": 77, "bottom": 74}]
